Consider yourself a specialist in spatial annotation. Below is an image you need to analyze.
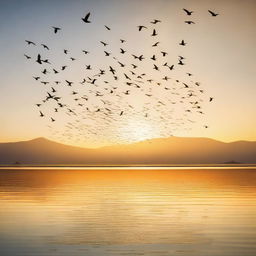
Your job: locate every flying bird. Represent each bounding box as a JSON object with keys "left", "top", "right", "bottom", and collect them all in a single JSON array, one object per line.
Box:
[
  {"left": 82, "top": 12, "right": 91, "bottom": 23},
  {"left": 208, "top": 10, "right": 219, "bottom": 17},
  {"left": 100, "top": 41, "right": 108, "bottom": 46},
  {"left": 185, "top": 21, "right": 195, "bottom": 24},
  {"left": 24, "top": 54, "right": 31, "bottom": 59},
  {"left": 138, "top": 25, "right": 147, "bottom": 31},
  {"left": 183, "top": 8, "right": 193, "bottom": 15},
  {"left": 25, "top": 40, "right": 36, "bottom": 46},
  {"left": 151, "top": 29, "right": 157, "bottom": 36},
  {"left": 151, "top": 19, "right": 161, "bottom": 24},
  {"left": 41, "top": 44, "right": 49, "bottom": 50},
  {"left": 179, "top": 40, "right": 187, "bottom": 46},
  {"left": 52, "top": 26, "right": 61, "bottom": 33}
]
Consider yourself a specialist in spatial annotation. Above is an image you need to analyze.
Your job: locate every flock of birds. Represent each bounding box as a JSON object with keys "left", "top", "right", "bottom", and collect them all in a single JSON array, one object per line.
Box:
[{"left": 24, "top": 9, "right": 219, "bottom": 146}]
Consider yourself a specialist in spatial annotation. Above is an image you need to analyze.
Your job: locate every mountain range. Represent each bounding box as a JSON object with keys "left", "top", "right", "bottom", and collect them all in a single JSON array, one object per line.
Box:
[{"left": 0, "top": 137, "right": 255, "bottom": 165}]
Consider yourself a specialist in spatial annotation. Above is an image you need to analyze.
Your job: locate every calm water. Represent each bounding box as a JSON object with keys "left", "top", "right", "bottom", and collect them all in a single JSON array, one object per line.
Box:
[{"left": 0, "top": 168, "right": 256, "bottom": 256}]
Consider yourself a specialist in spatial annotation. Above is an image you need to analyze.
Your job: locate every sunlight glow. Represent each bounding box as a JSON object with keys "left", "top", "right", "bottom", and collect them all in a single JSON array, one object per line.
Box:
[{"left": 119, "top": 119, "right": 158, "bottom": 143}]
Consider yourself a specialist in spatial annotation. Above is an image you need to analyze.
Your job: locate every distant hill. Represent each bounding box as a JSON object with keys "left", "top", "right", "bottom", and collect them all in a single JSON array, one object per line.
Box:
[{"left": 0, "top": 137, "right": 255, "bottom": 165}]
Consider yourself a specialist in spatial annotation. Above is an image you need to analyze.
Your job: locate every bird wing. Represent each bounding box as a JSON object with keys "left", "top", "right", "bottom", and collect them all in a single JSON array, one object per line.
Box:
[{"left": 84, "top": 12, "right": 90, "bottom": 20}]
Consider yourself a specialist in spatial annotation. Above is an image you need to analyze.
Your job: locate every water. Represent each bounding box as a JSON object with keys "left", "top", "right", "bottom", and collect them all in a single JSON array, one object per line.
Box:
[{"left": 0, "top": 168, "right": 256, "bottom": 256}]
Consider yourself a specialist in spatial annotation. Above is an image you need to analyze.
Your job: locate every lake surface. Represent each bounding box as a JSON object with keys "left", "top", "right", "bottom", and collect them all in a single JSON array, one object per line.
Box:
[{"left": 0, "top": 168, "right": 256, "bottom": 256}]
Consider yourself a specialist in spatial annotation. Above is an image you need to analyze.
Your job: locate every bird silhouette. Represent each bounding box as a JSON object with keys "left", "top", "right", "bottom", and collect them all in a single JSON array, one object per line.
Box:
[
  {"left": 183, "top": 8, "right": 193, "bottom": 15},
  {"left": 24, "top": 54, "right": 31, "bottom": 59},
  {"left": 25, "top": 40, "right": 36, "bottom": 46},
  {"left": 151, "top": 19, "right": 161, "bottom": 24},
  {"left": 208, "top": 10, "right": 219, "bottom": 17},
  {"left": 152, "top": 42, "right": 160, "bottom": 47},
  {"left": 179, "top": 40, "right": 187, "bottom": 46},
  {"left": 82, "top": 12, "right": 91, "bottom": 23},
  {"left": 185, "top": 21, "right": 195, "bottom": 24},
  {"left": 109, "top": 66, "right": 116, "bottom": 75},
  {"left": 41, "top": 44, "right": 49, "bottom": 50},
  {"left": 100, "top": 41, "right": 108, "bottom": 46},
  {"left": 138, "top": 25, "right": 147, "bottom": 31},
  {"left": 151, "top": 29, "right": 157, "bottom": 36},
  {"left": 36, "top": 54, "right": 43, "bottom": 64},
  {"left": 52, "top": 26, "right": 61, "bottom": 33},
  {"left": 120, "top": 48, "right": 126, "bottom": 54}
]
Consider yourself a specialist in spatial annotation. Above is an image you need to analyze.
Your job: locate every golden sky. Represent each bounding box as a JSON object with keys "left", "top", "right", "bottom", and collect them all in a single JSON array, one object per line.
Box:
[{"left": 0, "top": 0, "right": 255, "bottom": 148}]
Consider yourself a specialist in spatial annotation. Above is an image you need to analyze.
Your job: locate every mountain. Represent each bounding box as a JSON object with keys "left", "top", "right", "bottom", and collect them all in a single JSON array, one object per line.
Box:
[{"left": 0, "top": 137, "right": 255, "bottom": 165}]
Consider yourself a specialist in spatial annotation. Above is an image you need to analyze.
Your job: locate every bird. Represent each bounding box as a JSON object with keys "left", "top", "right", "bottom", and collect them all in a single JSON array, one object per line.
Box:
[
  {"left": 169, "top": 65, "right": 174, "bottom": 70},
  {"left": 36, "top": 54, "right": 43, "bottom": 64},
  {"left": 118, "top": 61, "right": 125, "bottom": 67},
  {"left": 151, "top": 55, "right": 156, "bottom": 61},
  {"left": 82, "top": 50, "right": 89, "bottom": 54},
  {"left": 39, "top": 111, "right": 44, "bottom": 117},
  {"left": 82, "top": 12, "right": 91, "bottom": 23},
  {"left": 105, "top": 25, "right": 111, "bottom": 30},
  {"left": 151, "top": 19, "right": 161, "bottom": 24},
  {"left": 41, "top": 44, "right": 49, "bottom": 50},
  {"left": 152, "top": 42, "right": 160, "bottom": 47},
  {"left": 161, "top": 51, "right": 168, "bottom": 57},
  {"left": 138, "top": 25, "right": 147, "bottom": 31},
  {"left": 43, "top": 59, "right": 51, "bottom": 64},
  {"left": 52, "top": 26, "right": 61, "bottom": 33},
  {"left": 61, "top": 65, "right": 67, "bottom": 70},
  {"left": 100, "top": 41, "right": 108, "bottom": 46},
  {"left": 120, "top": 39, "right": 126, "bottom": 43},
  {"left": 185, "top": 21, "right": 195, "bottom": 24},
  {"left": 104, "top": 51, "right": 111, "bottom": 56},
  {"left": 178, "top": 59, "right": 185, "bottom": 65},
  {"left": 53, "top": 69, "right": 59, "bottom": 74},
  {"left": 24, "top": 54, "right": 31, "bottom": 59},
  {"left": 25, "top": 40, "right": 36, "bottom": 46},
  {"left": 179, "top": 40, "right": 186, "bottom": 46},
  {"left": 183, "top": 8, "right": 193, "bottom": 15},
  {"left": 120, "top": 48, "right": 126, "bottom": 54},
  {"left": 138, "top": 55, "right": 144, "bottom": 61},
  {"left": 64, "top": 49, "right": 68, "bottom": 54},
  {"left": 208, "top": 10, "right": 219, "bottom": 17},
  {"left": 65, "top": 80, "right": 73, "bottom": 86},
  {"left": 86, "top": 65, "right": 91, "bottom": 70},
  {"left": 151, "top": 29, "right": 157, "bottom": 36},
  {"left": 209, "top": 97, "right": 214, "bottom": 102},
  {"left": 109, "top": 66, "right": 116, "bottom": 75},
  {"left": 42, "top": 69, "right": 48, "bottom": 74},
  {"left": 153, "top": 64, "right": 159, "bottom": 71},
  {"left": 33, "top": 76, "right": 40, "bottom": 80},
  {"left": 51, "top": 117, "right": 55, "bottom": 122}
]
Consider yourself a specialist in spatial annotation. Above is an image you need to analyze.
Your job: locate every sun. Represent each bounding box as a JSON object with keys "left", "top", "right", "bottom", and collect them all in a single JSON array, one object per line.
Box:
[{"left": 119, "top": 119, "right": 159, "bottom": 143}]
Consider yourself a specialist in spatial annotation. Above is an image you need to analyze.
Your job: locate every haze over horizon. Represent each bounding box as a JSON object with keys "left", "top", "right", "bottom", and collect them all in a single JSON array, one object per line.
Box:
[{"left": 0, "top": 0, "right": 255, "bottom": 148}]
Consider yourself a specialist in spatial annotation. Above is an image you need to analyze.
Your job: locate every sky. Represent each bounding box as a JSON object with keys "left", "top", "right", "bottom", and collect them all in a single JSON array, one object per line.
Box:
[{"left": 0, "top": 0, "right": 255, "bottom": 148}]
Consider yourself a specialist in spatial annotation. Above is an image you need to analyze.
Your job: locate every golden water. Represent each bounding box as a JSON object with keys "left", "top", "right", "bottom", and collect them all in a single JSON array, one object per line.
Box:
[{"left": 0, "top": 168, "right": 256, "bottom": 256}]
